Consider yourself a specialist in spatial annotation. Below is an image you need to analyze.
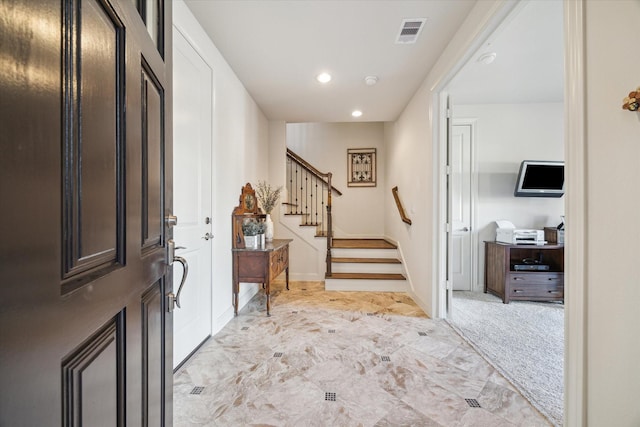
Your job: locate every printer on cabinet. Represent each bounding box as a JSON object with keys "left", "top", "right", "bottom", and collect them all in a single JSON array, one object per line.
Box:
[{"left": 495, "top": 220, "right": 545, "bottom": 245}]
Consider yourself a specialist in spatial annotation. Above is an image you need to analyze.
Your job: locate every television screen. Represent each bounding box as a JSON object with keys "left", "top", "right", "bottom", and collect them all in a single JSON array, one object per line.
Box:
[{"left": 514, "top": 161, "right": 564, "bottom": 197}]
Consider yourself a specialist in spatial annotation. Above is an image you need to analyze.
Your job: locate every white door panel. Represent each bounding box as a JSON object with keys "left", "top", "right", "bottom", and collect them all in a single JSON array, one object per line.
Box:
[
  {"left": 173, "top": 27, "right": 213, "bottom": 368},
  {"left": 452, "top": 124, "right": 473, "bottom": 291}
]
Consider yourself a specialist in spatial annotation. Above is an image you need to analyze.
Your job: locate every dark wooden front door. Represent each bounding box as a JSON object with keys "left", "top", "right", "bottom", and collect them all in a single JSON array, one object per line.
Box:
[{"left": 0, "top": 0, "right": 174, "bottom": 425}]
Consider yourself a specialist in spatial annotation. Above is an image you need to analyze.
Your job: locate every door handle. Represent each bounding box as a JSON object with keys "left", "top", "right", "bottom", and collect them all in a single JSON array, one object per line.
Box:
[
  {"left": 173, "top": 255, "right": 188, "bottom": 309},
  {"left": 165, "top": 215, "right": 178, "bottom": 228},
  {"left": 202, "top": 232, "right": 213, "bottom": 240},
  {"left": 461, "top": 227, "right": 469, "bottom": 232},
  {"left": 167, "top": 239, "right": 189, "bottom": 312}
]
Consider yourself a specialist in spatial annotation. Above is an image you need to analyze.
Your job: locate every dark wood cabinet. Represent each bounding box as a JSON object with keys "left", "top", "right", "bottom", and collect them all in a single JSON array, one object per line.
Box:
[
  {"left": 484, "top": 241, "right": 564, "bottom": 304},
  {"left": 231, "top": 183, "right": 292, "bottom": 316},
  {"left": 232, "top": 239, "right": 291, "bottom": 316}
]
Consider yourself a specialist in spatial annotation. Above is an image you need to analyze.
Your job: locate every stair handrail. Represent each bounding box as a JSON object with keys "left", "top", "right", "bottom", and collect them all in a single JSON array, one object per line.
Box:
[
  {"left": 286, "top": 149, "right": 343, "bottom": 196},
  {"left": 392, "top": 186, "right": 412, "bottom": 225},
  {"left": 285, "top": 148, "right": 337, "bottom": 276}
]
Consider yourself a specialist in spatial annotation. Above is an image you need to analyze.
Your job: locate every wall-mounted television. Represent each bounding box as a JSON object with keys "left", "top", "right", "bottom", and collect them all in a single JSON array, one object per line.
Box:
[{"left": 514, "top": 160, "right": 564, "bottom": 198}]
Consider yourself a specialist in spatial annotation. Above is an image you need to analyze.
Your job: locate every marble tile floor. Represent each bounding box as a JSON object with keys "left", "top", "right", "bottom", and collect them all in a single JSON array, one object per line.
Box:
[{"left": 174, "top": 281, "right": 550, "bottom": 426}]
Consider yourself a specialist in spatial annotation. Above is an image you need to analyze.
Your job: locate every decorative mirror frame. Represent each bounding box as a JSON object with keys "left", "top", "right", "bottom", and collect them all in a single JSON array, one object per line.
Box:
[{"left": 232, "top": 183, "right": 265, "bottom": 248}]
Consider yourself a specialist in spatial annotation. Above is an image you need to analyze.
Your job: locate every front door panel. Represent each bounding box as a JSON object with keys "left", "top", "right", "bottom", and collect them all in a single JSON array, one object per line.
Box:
[{"left": 0, "top": 0, "right": 173, "bottom": 425}]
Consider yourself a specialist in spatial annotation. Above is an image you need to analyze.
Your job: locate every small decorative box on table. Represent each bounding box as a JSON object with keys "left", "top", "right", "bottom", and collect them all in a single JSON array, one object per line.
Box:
[
  {"left": 231, "top": 183, "right": 292, "bottom": 316},
  {"left": 484, "top": 241, "right": 564, "bottom": 304}
]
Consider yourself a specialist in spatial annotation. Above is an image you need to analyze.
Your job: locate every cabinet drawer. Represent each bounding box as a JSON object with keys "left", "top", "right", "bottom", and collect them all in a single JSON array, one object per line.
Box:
[
  {"left": 508, "top": 272, "right": 563, "bottom": 286},
  {"left": 269, "top": 245, "right": 288, "bottom": 280},
  {"left": 508, "top": 273, "right": 564, "bottom": 298}
]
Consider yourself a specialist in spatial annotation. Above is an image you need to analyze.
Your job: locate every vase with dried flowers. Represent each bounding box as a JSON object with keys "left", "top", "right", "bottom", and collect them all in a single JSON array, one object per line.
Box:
[{"left": 255, "top": 180, "right": 282, "bottom": 241}]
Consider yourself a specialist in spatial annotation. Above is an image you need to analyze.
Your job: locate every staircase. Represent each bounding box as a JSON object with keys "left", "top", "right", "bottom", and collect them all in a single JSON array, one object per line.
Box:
[
  {"left": 283, "top": 149, "right": 408, "bottom": 292},
  {"left": 325, "top": 238, "right": 408, "bottom": 292}
]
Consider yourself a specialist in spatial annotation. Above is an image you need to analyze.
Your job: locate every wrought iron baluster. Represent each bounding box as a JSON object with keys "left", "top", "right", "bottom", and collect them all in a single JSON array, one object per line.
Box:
[{"left": 314, "top": 176, "right": 318, "bottom": 231}]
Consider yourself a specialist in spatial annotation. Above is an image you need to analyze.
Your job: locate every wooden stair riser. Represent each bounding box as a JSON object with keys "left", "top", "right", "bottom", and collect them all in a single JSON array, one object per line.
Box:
[
  {"left": 331, "top": 262, "right": 404, "bottom": 274},
  {"left": 331, "top": 248, "right": 398, "bottom": 259},
  {"left": 325, "top": 277, "right": 408, "bottom": 292}
]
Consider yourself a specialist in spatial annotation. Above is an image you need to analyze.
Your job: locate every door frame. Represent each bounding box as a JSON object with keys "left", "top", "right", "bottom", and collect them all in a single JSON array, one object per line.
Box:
[
  {"left": 451, "top": 119, "right": 478, "bottom": 292},
  {"left": 433, "top": 1, "right": 586, "bottom": 424}
]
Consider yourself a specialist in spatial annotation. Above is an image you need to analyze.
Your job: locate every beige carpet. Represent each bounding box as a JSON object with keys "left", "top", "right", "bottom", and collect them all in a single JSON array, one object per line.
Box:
[
  {"left": 449, "top": 291, "right": 563, "bottom": 426},
  {"left": 174, "top": 281, "right": 549, "bottom": 426}
]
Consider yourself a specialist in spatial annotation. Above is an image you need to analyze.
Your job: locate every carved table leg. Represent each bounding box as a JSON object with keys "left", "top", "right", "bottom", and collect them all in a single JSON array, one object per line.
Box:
[
  {"left": 233, "top": 287, "right": 238, "bottom": 316},
  {"left": 265, "top": 281, "right": 271, "bottom": 316},
  {"left": 233, "top": 253, "right": 239, "bottom": 316}
]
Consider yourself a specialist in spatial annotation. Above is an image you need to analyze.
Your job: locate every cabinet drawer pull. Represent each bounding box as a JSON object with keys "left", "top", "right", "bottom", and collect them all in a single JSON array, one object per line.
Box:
[
  {"left": 513, "top": 289, "right": 524, "bottom": 293},
  {"left": 547, "top": 277, "right": 559, "bottom": 281},
  {"left": 548, "top": 290, "right": 561, "bottom": 294},
  {"left": 513, "top": 277, "right": 524, "bottom": 281}
]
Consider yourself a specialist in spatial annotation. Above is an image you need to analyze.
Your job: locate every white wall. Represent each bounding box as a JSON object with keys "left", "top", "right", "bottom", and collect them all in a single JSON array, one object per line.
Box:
[
  {"left": 453, "top": 103, "right": 564, "bottom": 288},
  {"left": 174, "top": 1, "right": 270, "bottom": 334},
  {"left": 286, "top": 122, "right": 386, "bottom": 237},
  {"left": 584, "top": 1, "right": 640, "bottom": 425},
  {"left": 383, "top": 92, "right": 435, "bottom": 314}
]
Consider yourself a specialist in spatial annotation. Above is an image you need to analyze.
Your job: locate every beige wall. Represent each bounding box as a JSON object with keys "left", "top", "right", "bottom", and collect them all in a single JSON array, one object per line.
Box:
[
  {"left": 584, "top": 1, "right": 640, "bottom": 425},
  {"left": 174, "top": 1, "right": 270, "bottom": 334},
  {"left": 287, "top": 122, "right": 386, "bottom": 237},
  {"left": 383, "top": 87, "right": 435, "bottom": 313}
]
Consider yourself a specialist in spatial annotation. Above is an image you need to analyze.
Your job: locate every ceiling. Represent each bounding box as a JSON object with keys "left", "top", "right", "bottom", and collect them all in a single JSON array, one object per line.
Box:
[
  {"left": 448, "top": 0, "right": 563, "bottom": 105},
  {"left": 182, "top": 0, "right": 563, "bottom": 123}
]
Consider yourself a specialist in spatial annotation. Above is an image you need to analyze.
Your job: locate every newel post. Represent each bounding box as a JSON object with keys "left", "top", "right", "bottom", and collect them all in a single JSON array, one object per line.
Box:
[{"left": 325, "top": 172, "right": 333, "bottom": 277}]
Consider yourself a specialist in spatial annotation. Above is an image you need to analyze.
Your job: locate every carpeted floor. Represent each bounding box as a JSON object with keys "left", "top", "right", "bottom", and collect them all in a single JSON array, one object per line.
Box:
[
  {"left": 174, "top": 281, "right": 550, "bottom": 426},
  {"left": 448, "top": 291, "right": 564, "bottom": 426}
]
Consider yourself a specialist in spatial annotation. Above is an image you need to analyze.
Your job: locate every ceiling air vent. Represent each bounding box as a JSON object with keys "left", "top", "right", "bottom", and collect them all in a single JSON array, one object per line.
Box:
[{"left": 395, "top": 18, "right": 427, "bottom": 44}]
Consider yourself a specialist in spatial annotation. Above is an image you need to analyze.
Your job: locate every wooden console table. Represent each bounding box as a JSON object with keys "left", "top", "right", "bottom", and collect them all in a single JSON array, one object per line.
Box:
[
  {"left": 485, "top": 241, "right": 564, "bottom": 304},
  {"left": 231, "top": 183, "right": 292, "bottom": 316},
  {"left": 232, "top": 239, "right": 291, "bottom": 316}
]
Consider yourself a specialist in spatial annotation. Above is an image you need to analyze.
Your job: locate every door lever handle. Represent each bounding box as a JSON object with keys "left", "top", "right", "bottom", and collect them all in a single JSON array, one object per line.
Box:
[
  {"left": 172, "top": 255, "right": 188, "bottom": 309},
  {"left": 167, "top": 239, "right": 189, "bottom": 311}
]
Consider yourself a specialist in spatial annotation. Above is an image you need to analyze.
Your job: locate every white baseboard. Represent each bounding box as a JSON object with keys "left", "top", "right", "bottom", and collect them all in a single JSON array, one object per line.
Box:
[{"left": 211, "top": 283, "right": 259, "bottom": 336}]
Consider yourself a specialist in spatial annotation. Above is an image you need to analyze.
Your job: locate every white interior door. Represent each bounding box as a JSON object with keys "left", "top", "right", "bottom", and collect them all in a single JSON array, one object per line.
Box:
[
  {"left": 451, "top": 124, "right": 473, "bottom": 291},
  {"left": 173, "top": 27, "right": 213, "bottom": 368}
]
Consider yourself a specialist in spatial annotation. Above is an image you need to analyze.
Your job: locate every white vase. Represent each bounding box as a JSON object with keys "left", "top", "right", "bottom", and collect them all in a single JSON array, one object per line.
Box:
[{"left": 265, "top": 214, "right": 274, "bottom": 241}]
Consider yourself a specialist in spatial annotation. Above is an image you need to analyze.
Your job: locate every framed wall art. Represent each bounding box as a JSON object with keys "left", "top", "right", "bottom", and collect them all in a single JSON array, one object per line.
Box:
[{"left": 347, "top": 148, "right": 376, "bottom": 187}]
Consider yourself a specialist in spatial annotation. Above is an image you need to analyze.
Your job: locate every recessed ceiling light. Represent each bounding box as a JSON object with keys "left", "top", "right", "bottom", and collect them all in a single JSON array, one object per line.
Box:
[
  {"left": 351, "top": 110, "right": 363, "bottom": 118},
  {"left": 316, "top": 73, "right": 332, "bottom": 83},
  {"left": 364, "top": 76, "right": 378, "bottom": 86},
  {"left": 477, "top": 52, "right": 497, "bottom": 65}
]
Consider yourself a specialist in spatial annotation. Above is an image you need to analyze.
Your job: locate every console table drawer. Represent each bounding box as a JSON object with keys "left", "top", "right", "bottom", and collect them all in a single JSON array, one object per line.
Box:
[{"left": 269, "top": 245, "right": 288, "bottom": 280}]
